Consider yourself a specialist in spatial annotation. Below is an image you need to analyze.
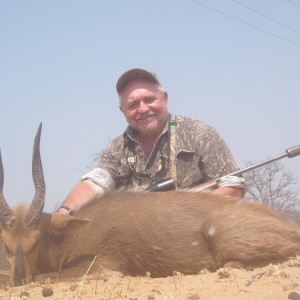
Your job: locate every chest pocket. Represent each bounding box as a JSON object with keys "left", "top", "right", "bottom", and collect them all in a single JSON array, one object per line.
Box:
[{"left": 176, "top": 150, "right": 205, "bottom": 189}]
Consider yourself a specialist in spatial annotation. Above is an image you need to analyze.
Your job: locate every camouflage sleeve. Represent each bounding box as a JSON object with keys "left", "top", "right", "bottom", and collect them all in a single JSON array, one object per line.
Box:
[
  {"left": 81, "top": 168, "right": 116, "bottom": 191},
  {"left": 200, "top": 125, "right": 239, "bottom": 179},
  {"left": 81, "top": 135, "right": 125, "bottom": 191},
  {"left": 218, "top": 175, "right": 245, "bottom": 189},
  {"left": 96, "top": 137, "right": 124, "bottom": 177},
  {"left": 198, "top": 125, "right": 245, "bottom": 189}
]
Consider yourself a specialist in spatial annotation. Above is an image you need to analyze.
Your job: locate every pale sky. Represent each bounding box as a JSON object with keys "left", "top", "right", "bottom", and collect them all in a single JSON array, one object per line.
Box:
[{"left": 1, "top": 0, "right": 299, "bottom": 212}]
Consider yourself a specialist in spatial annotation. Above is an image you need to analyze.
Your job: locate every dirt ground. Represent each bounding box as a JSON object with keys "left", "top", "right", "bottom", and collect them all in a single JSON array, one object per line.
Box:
[{"left": 1, "top": 257, "right": 300, "bottom": 300}]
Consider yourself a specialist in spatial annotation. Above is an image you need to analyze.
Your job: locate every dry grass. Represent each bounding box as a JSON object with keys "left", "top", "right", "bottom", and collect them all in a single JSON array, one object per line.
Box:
[{"left": 1, "top": 257, "right": 300, "bottom": 299}]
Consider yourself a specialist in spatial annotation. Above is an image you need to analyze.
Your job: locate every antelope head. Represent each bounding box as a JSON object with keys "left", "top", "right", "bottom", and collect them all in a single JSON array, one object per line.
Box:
[
  {"left": 0, "top": 123, "right": 46, "bottom": 285},
  {"left": 0, "top": 124, "right": 90, "bottom": 286}
]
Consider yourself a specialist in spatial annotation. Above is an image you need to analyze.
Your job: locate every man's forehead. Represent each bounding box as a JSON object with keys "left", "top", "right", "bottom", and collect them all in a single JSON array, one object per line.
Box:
[
  {"left": 120, "top": 79, "right": 160, "bottom": 96},
  {"left": 127, "top": 88, "right": 158, "bottom": 100}
]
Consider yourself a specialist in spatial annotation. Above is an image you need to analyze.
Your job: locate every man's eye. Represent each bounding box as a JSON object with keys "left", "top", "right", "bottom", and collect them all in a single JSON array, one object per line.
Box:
[
  {"left": 128, "top": 103, "right": 138, "bottom": 110},
  {"left": 144, "top": 97, "right": 156, "bottom": 104}
]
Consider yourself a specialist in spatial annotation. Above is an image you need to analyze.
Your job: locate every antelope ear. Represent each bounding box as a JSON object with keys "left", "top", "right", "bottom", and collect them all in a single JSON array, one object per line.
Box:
[{"left": 43, "top": 213, "right": 90, "bottom": 232}]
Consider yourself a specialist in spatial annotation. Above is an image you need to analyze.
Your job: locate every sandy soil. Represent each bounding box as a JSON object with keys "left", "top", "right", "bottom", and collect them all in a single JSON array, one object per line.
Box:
[{"left": 1, "top": 257, "right": 300, "bottom": 300}]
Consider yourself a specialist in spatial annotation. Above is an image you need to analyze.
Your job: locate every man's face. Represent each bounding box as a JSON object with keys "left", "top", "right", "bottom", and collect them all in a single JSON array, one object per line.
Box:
[{"left": 119, "top": 79, "right": 169, "bottom": 139}]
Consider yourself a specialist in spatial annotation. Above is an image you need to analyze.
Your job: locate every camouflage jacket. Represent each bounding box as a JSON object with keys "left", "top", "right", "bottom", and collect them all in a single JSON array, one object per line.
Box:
[{"left": 82, "top": 114, "right": 242, "bottom": 191}]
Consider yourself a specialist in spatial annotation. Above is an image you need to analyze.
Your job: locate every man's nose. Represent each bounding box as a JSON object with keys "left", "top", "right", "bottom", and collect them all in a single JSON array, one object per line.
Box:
[{"left": 137, "top": 102, "right": 149, "bottom": 114}]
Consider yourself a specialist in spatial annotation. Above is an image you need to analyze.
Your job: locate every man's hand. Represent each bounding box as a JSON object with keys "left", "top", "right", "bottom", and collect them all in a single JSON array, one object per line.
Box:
[{"left": 213, "top": 186, "right": 243, "bottom": 198}]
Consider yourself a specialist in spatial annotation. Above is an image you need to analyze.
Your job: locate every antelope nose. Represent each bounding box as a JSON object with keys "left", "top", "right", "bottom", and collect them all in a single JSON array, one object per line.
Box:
[
  {"left": 13, "top": 259, "right": 26, "bottom": 285},
  {"left": 13, "top": 272, "right": 26, "bottom": 286}
]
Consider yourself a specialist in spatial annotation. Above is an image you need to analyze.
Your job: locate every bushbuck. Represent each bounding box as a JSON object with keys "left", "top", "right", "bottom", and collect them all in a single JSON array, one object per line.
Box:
[{"left": 1, "top": 124, "right": 300, "bottom": 286}]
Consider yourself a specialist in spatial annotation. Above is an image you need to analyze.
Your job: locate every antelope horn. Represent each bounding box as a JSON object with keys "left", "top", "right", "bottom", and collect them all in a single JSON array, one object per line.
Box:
[
  {"left": 0, "top": 149, "right": 15, "bottom": 228},
  {"left": 25, "top": 123, "right": 46, "bottom": 226}
]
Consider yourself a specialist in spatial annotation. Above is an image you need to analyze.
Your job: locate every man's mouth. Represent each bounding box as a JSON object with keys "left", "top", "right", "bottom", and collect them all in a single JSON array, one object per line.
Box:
[{"left": 136, "top": 114, "right": 155, "bottom": 121}]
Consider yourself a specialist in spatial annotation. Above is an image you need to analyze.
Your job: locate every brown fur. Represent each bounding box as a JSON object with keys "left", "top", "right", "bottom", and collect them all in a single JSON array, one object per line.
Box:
[{"left": 2, "top": 190, "right": 300, "bottom": 284}]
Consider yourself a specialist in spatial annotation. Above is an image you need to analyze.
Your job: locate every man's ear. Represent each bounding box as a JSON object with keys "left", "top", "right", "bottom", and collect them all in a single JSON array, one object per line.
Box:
[
  {"left": 163, "top": 91, "right": 168, "bottom": 103},
  {"left": 119, "top": 105, "right": 124, "bottom": 113}
]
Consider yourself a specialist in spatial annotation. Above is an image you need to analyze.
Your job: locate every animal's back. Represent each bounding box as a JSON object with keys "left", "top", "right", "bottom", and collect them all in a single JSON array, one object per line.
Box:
[
  {"left": 59, "top": 191, "right": 300, "bottom": 277},
  {"left": 62, "top": 191, "right": 215, "bottom": 276}
]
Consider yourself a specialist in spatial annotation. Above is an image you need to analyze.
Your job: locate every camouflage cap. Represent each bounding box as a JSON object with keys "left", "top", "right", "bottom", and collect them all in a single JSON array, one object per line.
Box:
[{"left": 116, "top": 68, "right": 161, "bottom": 94}]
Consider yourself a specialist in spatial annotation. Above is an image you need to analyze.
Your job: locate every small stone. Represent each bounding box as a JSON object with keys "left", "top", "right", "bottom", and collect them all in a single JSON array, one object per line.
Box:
[
  {"left": 288, "top": 291, "right": 300, "bottom": 300},
  {"left": 20, "top": 291, "right": 30, "bottom": 299},
  {"left": 42, "top": 286, "right": 53, "bottom": 297}
]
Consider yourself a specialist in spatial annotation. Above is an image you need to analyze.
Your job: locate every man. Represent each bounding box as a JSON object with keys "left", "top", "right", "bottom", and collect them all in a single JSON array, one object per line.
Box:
[{"left": 57, "top": 68, "right": 244, "bottom": 215}]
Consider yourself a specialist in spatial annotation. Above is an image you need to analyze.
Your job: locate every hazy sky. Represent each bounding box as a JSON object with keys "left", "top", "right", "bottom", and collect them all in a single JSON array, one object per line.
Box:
[{"left": 1, "top": 0, "right": 299, "bottom": 212}]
